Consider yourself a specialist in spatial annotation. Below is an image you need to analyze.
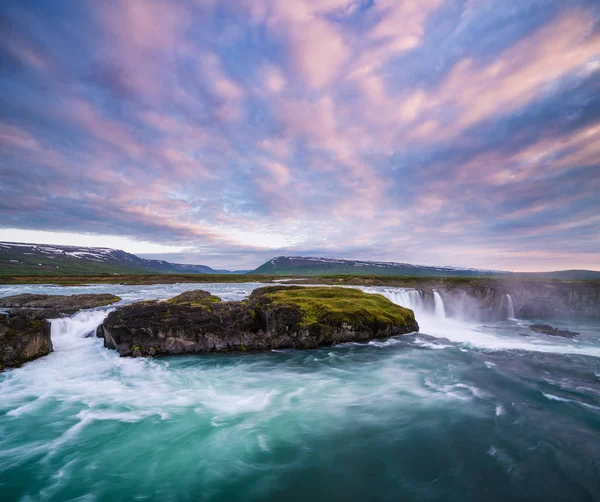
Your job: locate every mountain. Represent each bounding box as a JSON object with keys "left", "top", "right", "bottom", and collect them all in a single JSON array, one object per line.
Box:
[
  {"left": 250, "top": 256, "right": 600, "bottom": 280},
  {"left": 250, "top": 256, "right": 503, "bottom": 277},
  {"left": 0, "top": 242, "right": 240, "bottom": 276}
]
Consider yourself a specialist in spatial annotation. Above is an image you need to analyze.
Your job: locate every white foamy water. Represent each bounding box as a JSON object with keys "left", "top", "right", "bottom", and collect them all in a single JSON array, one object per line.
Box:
[
  {"left": 433, "top": 291, "right": 446, "bottom": 319},
  {"left": 371, "top": 287, "right": 600, "bottom": 358},
  {"left": 505, "top": 294, "right": 516, "bottom": 320}
]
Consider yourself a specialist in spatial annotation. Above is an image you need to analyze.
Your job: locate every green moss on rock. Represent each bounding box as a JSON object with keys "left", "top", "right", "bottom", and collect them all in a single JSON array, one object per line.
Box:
[
  {"left": 94, "top": 295, "right": 122, "bottom": 307},
  {"left": 166, "top": 290, "right": 221, "bottom": 308},
  {"left": 259, "top": 286, "right": 415, "bottom": 329},
  {"left": 102, "top": 287, "right": 419, "bottom": 358}
]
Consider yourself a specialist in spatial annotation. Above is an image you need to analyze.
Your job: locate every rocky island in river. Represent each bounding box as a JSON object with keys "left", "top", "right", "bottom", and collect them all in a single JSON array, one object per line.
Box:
[
  {"left": 100, "top": 287, "right": 419, "bottom": 356},
  {"left": 1, "top": 287, "right": 419, "bottom": 367}
]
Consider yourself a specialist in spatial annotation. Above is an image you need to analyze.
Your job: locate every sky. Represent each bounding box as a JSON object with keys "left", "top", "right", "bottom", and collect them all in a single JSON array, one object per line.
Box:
[{"left": 0, "top": 0, "right": 599, "bottom": 271}]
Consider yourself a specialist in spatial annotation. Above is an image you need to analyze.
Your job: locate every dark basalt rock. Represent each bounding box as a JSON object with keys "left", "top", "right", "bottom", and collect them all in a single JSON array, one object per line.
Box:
[
  {"left": 96, "top": 324, "right": 104, "bottom": 338},
  {"left": 102, "top": 287, "right": 419, "bottom": 357},
  {"left": 530, "top": 323, "right": 580, "bottom": 338},
  {"left": 0, "top": 311, "right": 52, "bottom": 371},
  {"left": 0, "top": 293, "right": 121, "bottom": 310}
]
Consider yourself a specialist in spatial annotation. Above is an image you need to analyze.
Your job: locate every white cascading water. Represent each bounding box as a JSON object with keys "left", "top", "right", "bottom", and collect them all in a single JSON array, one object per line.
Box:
[
  {"left": 380, "top": 289, "right": 425, "bottom": 316},
  {"left": 375, "top": 286, "right": 600, "bottom": 357},
  {"left": 51, "top": 310, "right": 111, "bottom": 351},
  {"left": 433, "top": 292, "right": 446, "bottom": 319},
  {"left": 505, "top": 294, "right": 515, "bottom": 320}
]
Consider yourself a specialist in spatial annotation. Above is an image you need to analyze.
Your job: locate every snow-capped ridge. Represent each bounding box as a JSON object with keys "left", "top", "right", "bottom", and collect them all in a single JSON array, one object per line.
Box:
[
  {"left": 0, "top": 241, "right": 232, "bottom": 275},
  {"left": 270, "top": 256, "right": 501, "bottom": 274}
]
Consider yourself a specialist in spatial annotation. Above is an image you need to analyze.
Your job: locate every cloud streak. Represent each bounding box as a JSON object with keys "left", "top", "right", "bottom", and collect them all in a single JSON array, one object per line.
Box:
[{"left": 0, "top": 0, "right": 599, "bottom": 270}]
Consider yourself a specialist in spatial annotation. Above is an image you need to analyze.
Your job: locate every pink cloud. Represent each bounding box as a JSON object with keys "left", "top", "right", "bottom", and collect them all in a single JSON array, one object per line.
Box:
[
  {"left": 96, "top": 0, "right": 188, "bottom": 55},
  {"left": 251, "top": 0, "right": 350, "bottom": 89},
  {"left": 262, "top": 160, "right": 291, "bottom": 188},
  {"left": 0, "top": 124, "right": 41, "bottom": 150},
  {"left": 198, "top": 52, "right": 245, "bottom": 101},
  {"left": 403, "top": 8, "right": 600, "bottom": 142},
  {"left": 261, "top": 64, "right": 287, "bottom": 94},
  {"left": 66, "top": 99, "right": 143, "bottom": 159}
]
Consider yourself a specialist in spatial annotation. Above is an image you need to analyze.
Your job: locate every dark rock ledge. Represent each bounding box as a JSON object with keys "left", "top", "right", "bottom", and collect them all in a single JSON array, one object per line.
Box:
[
  {"left": 0, "top": 293, "right": 121, "bottom": 314},
  {"left": 101, "top": 287, "right": 419, "bottom": 357},
  {"left": 529, "top": 323, "right": 580, "bottom": 338},
  {"left": 0, "top": 293, "right": 121, "bottom": 370}
]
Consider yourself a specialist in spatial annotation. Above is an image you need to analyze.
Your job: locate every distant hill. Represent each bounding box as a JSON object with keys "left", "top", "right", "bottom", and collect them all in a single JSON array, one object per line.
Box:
[
  {"left": 0, "top": 242, "right": 240, "bottom": 276},
  {"left": 250, "top": 256, "right": 600, "bottom": 280},
  {"left": 3, "top": 245, "right": 598, "bottom": 280},
  {"left": 250, "top": 256, "right": 503, "bottom": 277}
]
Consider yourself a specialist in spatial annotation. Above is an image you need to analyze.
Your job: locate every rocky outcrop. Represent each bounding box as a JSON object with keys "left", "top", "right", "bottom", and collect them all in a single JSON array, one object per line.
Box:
[
  {"left": 0, "top": 293, "right": 121, "bottom": 370},
  {"left": 101, "top": 287, "right": 419, "bottom": 357},
  {"left": 529, "top": 324, "right": 580, "bottom": 338},
  {"left": 0, "top": 293, "right": 121, "bottom": 313},
  {"left": 0, "top": 311, "right": 52, "bottom": 370}
]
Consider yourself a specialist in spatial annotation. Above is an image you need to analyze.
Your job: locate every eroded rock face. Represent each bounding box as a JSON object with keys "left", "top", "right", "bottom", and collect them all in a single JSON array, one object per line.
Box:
[
  {"left": 0, "top": 311, "right": 52, "bottom": 370},
  {"left": 102, "top": 287, "right": 419, "bottom": 357}
]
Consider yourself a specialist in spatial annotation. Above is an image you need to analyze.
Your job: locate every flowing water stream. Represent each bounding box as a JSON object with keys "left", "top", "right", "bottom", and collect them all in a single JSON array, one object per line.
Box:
[
  {"left": 506, "top": 293, "right": 516, "bottom": 320},
  {"left": 0, "top": 283, "right": 599, "bottom": 501}
]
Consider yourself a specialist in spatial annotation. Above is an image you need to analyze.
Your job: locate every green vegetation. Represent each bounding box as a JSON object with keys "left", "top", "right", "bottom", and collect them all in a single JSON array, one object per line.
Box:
[
  {"left": 250, "top": 257, "right": 600, "bottom": 280},
  {"left": 166, "top": 290, "right": 222, "bottom": 307},
  {"left": 0, "top": 248, "right": 149, "bottom": 276},
  {"left": 3, "top": 320, "right": 43, "bottom": 339},
  {"left": 251, "top": 260, "right": 435, "bottom": 276},
  {"left": 280, "top": 275, "right": 600, "bottom": 288},
  {"left": 250, "top": 257, "right": 498, "bottom": 277},
  {"left": 0, "top": 242, "right": 237, "bottom": 276},
  {"left": 261, "top": 286, "right": 414, "bottom": 328},
  {"left": 94, "top": 295, "right": 122, "bottom": 307},
  {"left": 27, "top": 320, "right": 43, "bottom": 331},
  {"left": 2, "top": 273, "right": 599, "bottom": 289},
  {"left": 0, "top": 274, "right": 283, "bottom": 285}
]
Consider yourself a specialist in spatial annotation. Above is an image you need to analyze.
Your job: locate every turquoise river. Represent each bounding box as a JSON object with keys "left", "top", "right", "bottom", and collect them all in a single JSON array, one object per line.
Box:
[{"left": 0, "top": 283, "right": 599, "bottom": 501}]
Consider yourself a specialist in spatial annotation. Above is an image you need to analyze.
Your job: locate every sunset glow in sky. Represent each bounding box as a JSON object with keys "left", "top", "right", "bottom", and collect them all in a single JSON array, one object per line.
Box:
[{"left": 1, "top": 0, "right": 599, "bottom": 270}]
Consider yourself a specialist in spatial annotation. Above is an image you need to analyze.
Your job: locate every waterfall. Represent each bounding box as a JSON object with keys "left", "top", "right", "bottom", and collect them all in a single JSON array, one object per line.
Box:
[
  {"left": 505, "top": 294, "right": 515, "bottom": 319},
  {"left": 50, "top": 310, "right": 110, "bottom": 351},
  {"left": 380, "top": 288, "right": 446, "bottom": 320},
  {"left": 433, "top": 292, "right": 446, "bottom": 319},
  {"left": 378, "top": 289, "right": 427, "bottom": 320},
  {"left": 380, "top": 289, "right": 424, "bottom": 313}
]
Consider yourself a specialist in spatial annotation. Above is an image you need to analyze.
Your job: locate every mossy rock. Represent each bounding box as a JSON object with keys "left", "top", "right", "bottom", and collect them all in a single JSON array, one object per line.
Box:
[
  {"left": 255, "top": 286, "right": 417, "bottom": 331},
  {"left": 166, "top": 290, "right": 221, "bottom": 307},
  {"left": 102, "top": 287, "right": 419, "bottom": 357}
]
